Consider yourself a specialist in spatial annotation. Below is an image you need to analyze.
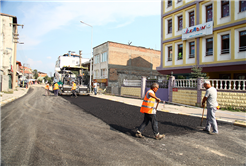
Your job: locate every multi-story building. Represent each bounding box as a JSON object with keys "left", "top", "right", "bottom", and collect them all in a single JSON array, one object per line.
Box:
[
  {"left": 93, "top": 41, "right": 165, "bottom": 89},
  {"left": 0, "top": 13, "right": 21, "bottom": 91},
  {"left": 157, "top": 0, "right": 246, "bottom": 79}
]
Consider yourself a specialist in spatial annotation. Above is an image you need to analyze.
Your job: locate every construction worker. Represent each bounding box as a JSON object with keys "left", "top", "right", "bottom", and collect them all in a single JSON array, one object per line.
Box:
[
  {"left": 202, "top": 80, "right": 219, "bottom": 135},
  {"left": 45, "top": 82, "right": 50, "bottom": 96},
  {"left": 71, "top": 81, "right": 77, "bottom": 98},
  {"left": 53, "top": 82, "right": 59, "bottom": 97},
  {"left": 136, "top": 82, "right": 165, "bottom": 140}
]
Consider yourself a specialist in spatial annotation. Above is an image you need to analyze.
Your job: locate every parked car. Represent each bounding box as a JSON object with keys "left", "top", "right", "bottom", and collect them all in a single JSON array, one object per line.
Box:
[{"left": 20, "top": 80, "right": 28, "bottom": 87}]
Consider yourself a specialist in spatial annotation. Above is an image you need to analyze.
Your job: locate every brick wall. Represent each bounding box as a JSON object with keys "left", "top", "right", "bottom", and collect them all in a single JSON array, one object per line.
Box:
[
  {"left": 202, "top": 91, "right": 246, "bottom": 111},
  {"left": 173, "top": 89, "right": 197, "bottom": 106},
  {"left": 121, "top": 87, "right": 141, "bottom": 98}
]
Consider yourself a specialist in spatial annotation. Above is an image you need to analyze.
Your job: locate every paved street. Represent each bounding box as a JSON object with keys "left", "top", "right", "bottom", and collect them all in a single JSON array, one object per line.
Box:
[{"left": 1, "top": 86, "right": 246, "bottom": 165}]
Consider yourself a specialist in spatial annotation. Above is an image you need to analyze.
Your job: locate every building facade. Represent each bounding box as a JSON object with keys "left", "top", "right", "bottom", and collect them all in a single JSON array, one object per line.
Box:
[
  {"left": 157, "top": 0, "right": 246, "bottom": 79},
  {"left": 93, "top": 41, "right": 165, "bottom": 89}
]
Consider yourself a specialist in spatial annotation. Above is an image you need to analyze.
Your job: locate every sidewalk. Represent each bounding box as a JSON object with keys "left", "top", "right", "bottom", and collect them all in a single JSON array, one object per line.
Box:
[
  {"left": 0, "top": 84, "right": 34, "bottom": 106},
  {"left": 91, "top": 94, "right": 246, "bottom": 127}
]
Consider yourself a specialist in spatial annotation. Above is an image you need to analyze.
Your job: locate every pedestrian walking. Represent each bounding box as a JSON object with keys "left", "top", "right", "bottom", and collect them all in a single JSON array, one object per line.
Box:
[
  {"left": 53, "top": 82, "right": 59, "bottom": 97},
  {"left": 136, "top": 82, "right": 165, "bottom": 140},
  {"left": 45, "top": 82, "right": 50, "bottom": 96},
  {"left": 71, "top": 81, "right": 77, "bottom": 98},
  {"left": 202, "top": 80, "right": 219, "bottom": 135},
  {"left": 93, "top": 81, "right": 98, "bottom": 95}
]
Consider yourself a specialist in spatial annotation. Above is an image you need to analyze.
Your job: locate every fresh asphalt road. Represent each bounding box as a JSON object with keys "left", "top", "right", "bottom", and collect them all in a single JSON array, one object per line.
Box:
[{"left": 1, "top": 86, "right": 246, "bottom": 166}]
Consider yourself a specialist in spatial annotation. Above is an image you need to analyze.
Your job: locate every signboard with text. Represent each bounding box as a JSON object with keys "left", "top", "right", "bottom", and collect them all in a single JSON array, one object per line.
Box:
[{"left": 182, "top": 21, "right": 213, "bottom": 40}]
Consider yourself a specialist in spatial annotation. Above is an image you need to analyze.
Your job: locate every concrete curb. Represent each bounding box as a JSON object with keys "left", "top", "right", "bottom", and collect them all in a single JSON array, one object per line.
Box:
[
  {"left": 92, "top": 95, "right": 246, "bottom": 128},
  {"left": 0, "top": 86, "right": 30, "bottom": 107}
]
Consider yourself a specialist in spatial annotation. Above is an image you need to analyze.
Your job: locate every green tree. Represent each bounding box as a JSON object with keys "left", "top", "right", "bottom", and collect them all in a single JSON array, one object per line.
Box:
[
  {"left": 191, "top": 66, "right": 208, "bottom": 78},
  {"left": 32, "top": 69, "right": 39, "bottom": 79},
  {"left": 44, "top": 75, "right": 49, "bottom": 82}
]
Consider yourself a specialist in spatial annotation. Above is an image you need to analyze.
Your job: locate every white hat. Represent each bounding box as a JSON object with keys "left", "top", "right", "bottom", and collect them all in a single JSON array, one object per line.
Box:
[{"left": 204, "top": 80, "right": 210, "bottom": 84}]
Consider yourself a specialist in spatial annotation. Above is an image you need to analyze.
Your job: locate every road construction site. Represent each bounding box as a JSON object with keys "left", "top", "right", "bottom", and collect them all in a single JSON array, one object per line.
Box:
[{"left": 1, "top": 85, "right": 246, "bottom": 165}]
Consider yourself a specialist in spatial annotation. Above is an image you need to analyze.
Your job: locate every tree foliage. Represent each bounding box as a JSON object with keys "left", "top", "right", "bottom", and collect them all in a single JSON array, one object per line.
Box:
[
  {"left": 191, "top": 66, "right": 208, "bottom": 78},
  {"left": 32, "top": 69, "right": 39, "bottom": 79}
]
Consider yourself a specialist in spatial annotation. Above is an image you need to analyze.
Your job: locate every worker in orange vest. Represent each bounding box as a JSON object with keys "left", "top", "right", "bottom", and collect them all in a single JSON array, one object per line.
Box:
[
  {"left": 53, "top": 82, "right": 59, "bottom": 97},
  {"left": 136, "top": 82, "right": 165, "bottom": 140},
  {"left": 45, "top": 82, "right": 50, "bottom": 96},
  {"left": 71, "top": 81, "right": 77, "bottom": 98}
]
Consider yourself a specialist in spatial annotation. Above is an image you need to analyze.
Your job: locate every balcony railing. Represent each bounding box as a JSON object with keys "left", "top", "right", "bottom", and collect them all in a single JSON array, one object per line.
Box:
[
  {"left": 221, "top": 48, "right": 230, "bottom": 54},
  {"left": 168, "top": 57, "right": 172, "bottom": 61},
  {"left": 174, "top": 79, "right": 197, "bottom": 88},
  {"left": 202, "top": 79, "right": 246, "bottom": 91},
  {"left": 189, "top": 54, "right": 195, "bottom": 58},
  {"left": 206, "top": 51, "right": 213, "bottom": 56},
  {"left": 239, "top": 46, "right": 246, "bottom": 52}
]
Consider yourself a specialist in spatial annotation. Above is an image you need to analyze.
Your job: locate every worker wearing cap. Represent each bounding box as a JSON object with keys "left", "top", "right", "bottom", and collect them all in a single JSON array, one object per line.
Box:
[
  {"left": 53, "top": 82, "right": 59, "bottom": 97},
  {"left": 202, "top": 80, "right": 219, "bottom": 135},
  {"left": 45, "top": 82, "right": 50, "bottom": 96},
  {"left": 136, "top": 82, "right": 165, "bottom": 140},
  {"left": 71, "top": 81, "right": 77, "bottom": 98}
]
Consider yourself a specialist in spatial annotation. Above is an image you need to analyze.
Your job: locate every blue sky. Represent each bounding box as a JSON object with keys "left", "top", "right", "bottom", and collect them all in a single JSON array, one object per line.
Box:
[{"left": 1, "top": 0, "right": 161, "bottom": 76}]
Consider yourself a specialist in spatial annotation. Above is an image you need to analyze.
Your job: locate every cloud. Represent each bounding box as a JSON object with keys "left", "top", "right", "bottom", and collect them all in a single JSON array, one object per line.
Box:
[
  {"left": 14, "top": 0, "right": 160, "bottom": 47},
  {"left": 47, "top": 56, "right": 52, "bottom": 59}
]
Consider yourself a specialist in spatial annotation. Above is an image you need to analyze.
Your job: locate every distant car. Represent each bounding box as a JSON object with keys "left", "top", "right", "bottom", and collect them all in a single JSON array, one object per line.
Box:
[{"left": 20, "top": 80, "right": 28, "bottom": 87}]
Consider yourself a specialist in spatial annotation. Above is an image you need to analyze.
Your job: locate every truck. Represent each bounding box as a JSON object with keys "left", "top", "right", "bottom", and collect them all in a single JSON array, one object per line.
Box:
[{"left": 54, "top": 52, "right": 90, "bottom": 96}]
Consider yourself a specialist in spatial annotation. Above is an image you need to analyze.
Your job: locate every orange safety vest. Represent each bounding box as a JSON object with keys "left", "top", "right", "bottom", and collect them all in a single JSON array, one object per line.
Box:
[
  {"left": 71, "top": 83, "right": 76, "bottom": 90},
  {"left": 140, "top": 89, "right": 156, "bottom": 114},
  {"left": 54, "top": 83, "right": 59, "bottom": 90},
  {"left": 45, "top": 84, "right": 49, "bottom": 89}
]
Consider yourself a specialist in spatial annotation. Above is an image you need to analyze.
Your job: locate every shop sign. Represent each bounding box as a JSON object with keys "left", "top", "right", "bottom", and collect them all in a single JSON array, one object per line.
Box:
[
  {"left": 173, "top": 88, "right": 178, "bottom": 92},
  {"left": 182, "top": 21, "right": 213, "bottom": 40}
]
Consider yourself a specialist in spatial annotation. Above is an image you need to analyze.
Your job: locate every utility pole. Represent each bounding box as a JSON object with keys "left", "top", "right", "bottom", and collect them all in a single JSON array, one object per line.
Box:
[
  {"left": 22, "top": 63, "right": 25, "bottom": 87},
  {"left": 79, "top": 50, "right": 82, "bottom": 75}
]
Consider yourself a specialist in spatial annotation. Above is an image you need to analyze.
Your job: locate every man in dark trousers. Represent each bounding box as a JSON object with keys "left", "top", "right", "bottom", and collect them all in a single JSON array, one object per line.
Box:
[{"left": 136, "top": 82, "right": 165, "bottom": 140}]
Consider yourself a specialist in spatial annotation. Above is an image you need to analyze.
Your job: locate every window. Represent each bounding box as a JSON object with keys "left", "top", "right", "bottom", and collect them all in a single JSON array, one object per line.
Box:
[
  {"left": 177, "top": 44, "right": 183, "bottom": 60},
  {"left": 206, "top": 38, "right": 213, "bottom": 56},
  {"left": 240, "top": 0, "right": 246, "bottom": 12},
  {"left": 221, "top": 1, "right": 229, "bottom": 17},
  {"left": 178, "top": 15, "right": 183, "bottom": 31},
  {"left": 189, "top": 11, "right": 194, "bottom": 27},
  {"left": 189, "top": 42, "right": 195, "bottom": 58},
  {"left": 101, "top": 52, "right": 108, "bottom": 62},
  {"left": 168, "top": 0, "right": 172, "bottom": 7},
  {"left": 168, "top": 19, "right": 172, "bottom": 34},
  {"left": 221, "top": 34, "right": 230, "bottom": 54},
  {"left": 206, "top": 5, "right": 213, "bottom": 22},
  {"left": 239, "top": 30, "right": 246, "bottom": 52},
  {"left": 168, "top": 46, "right": 172, "bottom": 61},
  {"left": 94, "top": 55, "right": 100, "bottom": 64},
  {"left": 101, "top": 69, "right": 106, "bottom": 78},
  {"left": 177, "top": 0, "right": 182, "bottom": 3}
]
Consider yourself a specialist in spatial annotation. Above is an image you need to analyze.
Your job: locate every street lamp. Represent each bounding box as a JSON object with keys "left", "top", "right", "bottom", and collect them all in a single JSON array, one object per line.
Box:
[{"left": 80, "top": 21, "right": 93, "bottom": 94}]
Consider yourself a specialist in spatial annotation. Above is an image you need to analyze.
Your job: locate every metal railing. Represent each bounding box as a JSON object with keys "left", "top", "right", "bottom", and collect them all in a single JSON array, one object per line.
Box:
[
  {"left": 239, "top": 46, "right": 246, "bottom": 52},
  {"left": 174, "top": 79, "right": 197, "bottom": 88},
  {"left": 202, "top": 79, "right": 246, "bottom": 91},
  {"left": 123, "top": 79, "right": 141, "bottom": 87},
  {"left": 221, "top": 48, "right": 230, "bottom": 54},
  {"left": 206, "top": 51, "right": 213, "bottom": 56}
]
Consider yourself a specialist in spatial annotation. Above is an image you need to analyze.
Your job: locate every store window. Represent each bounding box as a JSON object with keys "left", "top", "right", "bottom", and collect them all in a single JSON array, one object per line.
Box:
[
  {"left": 168, "top": 0, "right": 172, "bottom": 7},
  {"left": 239, "top": 30, "right": 246, "bottom": 52},
  {"left": 178, "top": 15, "right": 183, "bottom": 31},
  {"left": 221, "top": 1, "right": 229, "bottom": 18},
  {"left": 189, "top": 42, "right": 195, "bottom": 58},
  {"left": 168, "top": 46, "right": 172, "bottom": 61},
  {"left": 189, "top": 11, "right": 194, "bottom": 27},
  {"left": 239, "top": 0, "right": 246, "bottom": 12},
  {"left": 206, "top": 38, "right": 213, "bottom": 56},
  {"left": 168, "top": 19, "right": 172, "bottom": 34},
  {"left": 177, "top": 44, "right": 183, "bottom": 60},
  {"left": 221, "top": 34, "right": 230, "bottom": 54},
  {"left": 206, "top": 4, "right": 213, "bottom": 22}
]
